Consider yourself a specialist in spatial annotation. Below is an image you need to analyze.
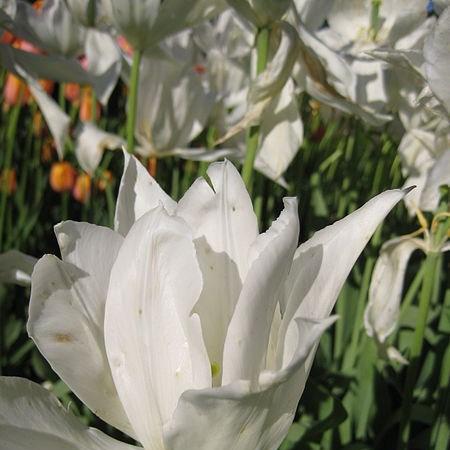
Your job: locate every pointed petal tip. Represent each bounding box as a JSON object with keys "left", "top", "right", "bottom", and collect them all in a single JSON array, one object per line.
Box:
[{"left": 403, "top": 185, "right": 416, "bottom": 195}]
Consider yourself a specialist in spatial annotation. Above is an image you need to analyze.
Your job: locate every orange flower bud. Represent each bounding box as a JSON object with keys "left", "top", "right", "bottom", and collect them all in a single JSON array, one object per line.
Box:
[
  {"left": 3, "top": 73, "right": 30, "bottom": 108},
  {"left": 49, "top": 162, "right": 76, "bottom": 193},
  {"left": 0, "top": 169, "right": 17, "bottom": 195},
  {"left": 73, "top": 173, "right": 91, "bottom": 203},
  {"left": 1, "top": 31, "right": 14, "bottom": 45},
  {"left": 96, "top": 170, "right": 114, "bottom": 192},
  {"left": 32, "top": 0, "right": 44, "bottom": 12},
  {"left": 64, "top": 82, "right": 81, "bottom": 105},
  {"left": 147, "top": 157, "right": 158, "bottom": 178},
  {"left": 79, "top": 86, "right": 101, "bottom": 122},
  {"left": 41, "top": 138, "right": 56, "bottom": 163},
  {"left": 117, "top": 35, "right": 133, "bottom": 57}
]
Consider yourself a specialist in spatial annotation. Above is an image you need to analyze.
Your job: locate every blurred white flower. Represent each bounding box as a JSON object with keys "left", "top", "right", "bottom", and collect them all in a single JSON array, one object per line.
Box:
[
  {"left": 103, "top": 0, "right": 225, "bottom": 51},
  {"left": 0, "top": 153, "right": 407, "bottom": 450},
  {"left": 13, "top": 0, "right": 87, "bottom": 57}
]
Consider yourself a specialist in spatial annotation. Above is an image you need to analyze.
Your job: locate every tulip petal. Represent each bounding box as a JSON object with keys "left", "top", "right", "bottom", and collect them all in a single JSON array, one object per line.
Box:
[
  {"left": 278, "top": 188, "right": 407, "bottom": 367},
  {"left": 164, "top": 316, "right": 334, "bottom": 450},
  {"left": 85, "top": 30, "right": 122, "bottom": 106},
  {"left": 222, "top": 197, "right": 299, "bottom": 385},
  {"left": 27, "top": 76, "right": 70, "bottom": 160},
  {"left": 0, "top": 250, "right": 36, "bottom": 286},
  {"left": 28, "top": 222, "right": 134, "bottom": 437},
  {"left": 255, "top": 80, "right": 304, "bottom": 182},
  {"left": 365, "top": 236, "right": 423, "bottom": 343},
  {"left": 177, "top": 161, "right": 258, "bottom": 380},
  {"left": 114, "top": 151, "right": 176, "bottom": 235},
  {"left": 424, "top": 7, "right": 450, "bottom": 114},
  {"left": 74, "top": 122, "right": 124, "bottom": 175},
  {"left": 105, "top": 207, "right": 210, "bottom": 449},
  {"left": 0, "top": 377, "right": 139, "bottom": 450}
]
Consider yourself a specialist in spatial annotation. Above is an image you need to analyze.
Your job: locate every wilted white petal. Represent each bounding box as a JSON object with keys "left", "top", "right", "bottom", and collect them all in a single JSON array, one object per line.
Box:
[
  {"left": 0, "top": 377, "right": 139, "bottom": 450},
  {"left": 114, "top": 151, "right": 177, "bottom": 236},
  {"left": 74, "top": 122, "right": 124, "bottom": 175},
  {"left": 386, "top": 346, "right": 409, "bottom": 365},
  {"left": 222, "top": 197, "right": 299, "bottom": 385},
  {"left": 278, "top": 188, "right": 408, "bottom": 368},
  {"left": 424, "top": 7, "right": 450, "bottom": 115},
  {"left": 0, "top": 250, "right": 36, "bottom": 286},
  {"left": 217, "top": 21, "right": 300, "bottom": 144},
  {"left": 28, "top": 222, "right": 134, "bottom": 437},
  {"left": 105, "top": 207, "right": 210, "bottom": 449},
  {"left": 364, "top": 236, "right": 423, "bottom": 343}
]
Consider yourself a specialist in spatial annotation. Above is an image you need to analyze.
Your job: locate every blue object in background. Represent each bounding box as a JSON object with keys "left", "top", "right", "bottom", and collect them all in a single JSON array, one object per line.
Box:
[{"left": 427, "top": 0, "right": 435, "bottom": 14}]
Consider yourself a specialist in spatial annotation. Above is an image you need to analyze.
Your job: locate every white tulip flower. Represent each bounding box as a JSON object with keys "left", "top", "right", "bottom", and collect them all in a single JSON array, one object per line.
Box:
[
  {"left": 1, "top": 154, "right": 407, "bottom": 450},
  {"left": 13, "top": 0, "right": 86, "bottom": 57},
  {"left": 102, "top": 0, "right": 225, "bottom": 51}
]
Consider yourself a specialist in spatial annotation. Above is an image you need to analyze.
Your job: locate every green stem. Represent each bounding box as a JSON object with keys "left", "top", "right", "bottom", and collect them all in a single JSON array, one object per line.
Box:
[
  {"left": 126, "top": 49, "right": 142, "bottom": 154},
  {"left": 0, "top": 101, "right": 21, "bottom": 252},
  {"left": 397, "top": 251, "right": 440, "bottom": 448},
  {"left": 241, "top": 27, "right": 270, "bottom": 192}
]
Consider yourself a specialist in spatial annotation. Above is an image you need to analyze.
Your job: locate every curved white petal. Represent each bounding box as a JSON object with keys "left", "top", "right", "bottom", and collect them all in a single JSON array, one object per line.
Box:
[
  {"left": 365, "top": 236, "right": 423, "bottom": 343},
  {"left": 27, "top": 76, "right": 70, "bottom": 160},
  {"left": 114, "top": 151, "right": 176, "bottom": 236},
  {"left": 164, "top": 316, "right": 334, "bottom": 450},
  {"left": 255, "top": 80, "right": 303, "bottom": 182},
  {"left": 85, "top": 30, "right": 122, "bottom": 106},
  {"left": 0, "top": 377, "right": 139, "bottom": 450},
  {"left": 28, "top": 222, "right": 133, "bottom": 436},
  {"left": 222, "top": 198, "right": 299, "bottom": 385},
  {"left": 105, "top": 207, "right": 210, "bottom": 449},
  {"left": 424, "top": 7, "right": 450, "bottom": 115},
  {"left": 0, "top": 250, "right": 36, "bottom": 286},
  {"left": 177, "top": 161, "right": 258, "bottom": 379},
  {"left": 278, "top": 188, "right": 408, "bottom": 368},
  {"left": 420, "top": 149, "right": 450, "bottom": 212},
  {"left": 74, "top": 122, "right": 124, "bottom": 175}
]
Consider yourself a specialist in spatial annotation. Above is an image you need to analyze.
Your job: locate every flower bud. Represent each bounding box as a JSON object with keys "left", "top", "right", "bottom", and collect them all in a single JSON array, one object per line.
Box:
[
  {"left": 73, "top": 173, "right": 91, "bottom": 203},
  {"left": 49, "top": 161, "right": 76, "bottom": 192}
]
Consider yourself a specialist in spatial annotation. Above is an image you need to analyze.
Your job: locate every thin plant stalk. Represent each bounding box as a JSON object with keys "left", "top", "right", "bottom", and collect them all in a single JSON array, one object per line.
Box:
[
  {"left": 241, "top": 27, "right": 270, "bottom": 192},
  {"left": 126, "top": 49, "right": 142, "bottom": 154},
  {"left": 397, "top": 250, "right": 440, "bottom": 447},
  {"left": 0, "top": 99, "right": 22, "bottom": 252},
  {"left": 398, "top": 208, "right": 450, "bottom": 447}
]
